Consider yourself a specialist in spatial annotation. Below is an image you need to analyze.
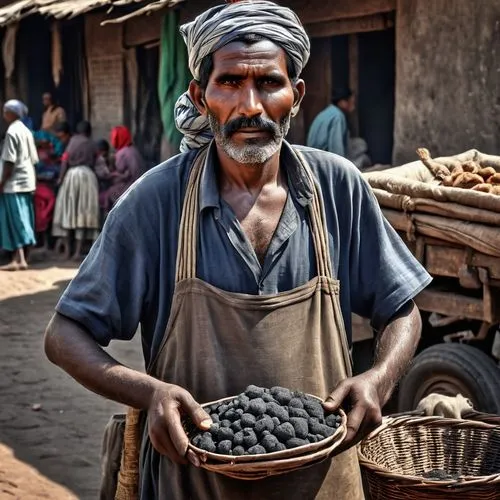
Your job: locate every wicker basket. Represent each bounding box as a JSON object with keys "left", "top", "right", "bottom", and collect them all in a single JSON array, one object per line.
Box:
[
  {"left": 186, "top": 395, "right": 347, "bottom": 480},
  {"left": 359, "top": 415, "right": 500, "bottom": 499}
]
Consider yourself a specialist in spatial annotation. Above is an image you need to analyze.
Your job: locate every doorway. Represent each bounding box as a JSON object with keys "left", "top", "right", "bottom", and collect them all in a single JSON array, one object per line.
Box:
[
  {"left": 134, "top": 44, "right": 163, "bottom": 169},
  {"left": 358, "top": 28, "right": 395, "bottom": 165},
  {"left": 330, "top": 27, "right": 395, "bottom": 165}
]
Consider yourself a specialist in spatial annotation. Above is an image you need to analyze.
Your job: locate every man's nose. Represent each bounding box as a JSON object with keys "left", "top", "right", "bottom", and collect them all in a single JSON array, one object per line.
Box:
[{"left": 237, "top": 84, "right": 263, "bottom": 118}]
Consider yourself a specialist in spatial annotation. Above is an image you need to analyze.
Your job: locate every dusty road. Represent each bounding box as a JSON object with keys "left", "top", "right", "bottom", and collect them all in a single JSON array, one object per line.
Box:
[{"left": 0, "top": 257, "right": 144, "bottom": 499}]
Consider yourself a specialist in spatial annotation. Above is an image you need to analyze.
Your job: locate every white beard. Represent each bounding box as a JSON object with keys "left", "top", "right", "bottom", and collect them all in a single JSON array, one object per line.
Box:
[{"left": 208, "top": 113, "right": 291, "bottom": 165}]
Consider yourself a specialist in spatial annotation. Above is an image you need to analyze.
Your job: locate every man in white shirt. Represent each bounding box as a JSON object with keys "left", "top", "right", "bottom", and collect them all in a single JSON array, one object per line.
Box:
[{"left": 0, "top": 99, "right": 38, "bottom": 270}]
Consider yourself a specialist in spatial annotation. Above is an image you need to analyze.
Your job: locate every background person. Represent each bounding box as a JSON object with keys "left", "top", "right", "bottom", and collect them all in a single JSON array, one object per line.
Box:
[
  {"left": 0, "top": 99, "right": 38, "bottom": 270},
  {"left": 99, "top": 126, "right": 143, "bottom": 214},
  {"left": 307, "top": 88, "right": 371, "bottom": 169},
  {"left": 41, "top": 92, "right": 66, "bottom": 134},
  {"left": 52, "top": 120, "right": 99, "bottom": 260}
]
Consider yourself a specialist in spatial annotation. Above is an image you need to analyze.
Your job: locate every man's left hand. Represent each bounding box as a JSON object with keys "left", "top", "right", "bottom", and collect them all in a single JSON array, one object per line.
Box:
[{"left": 323, "top": 369, "right": 385, "bottom": 449}]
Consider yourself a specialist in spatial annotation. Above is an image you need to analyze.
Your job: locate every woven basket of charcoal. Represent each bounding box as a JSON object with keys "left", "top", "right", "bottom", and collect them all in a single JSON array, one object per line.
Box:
[
  {"left": 358, "top": 415, "right": 500, "bottom": 499},
  {"left": 184, "top": 385, "right": 347, "bottom": 480}
]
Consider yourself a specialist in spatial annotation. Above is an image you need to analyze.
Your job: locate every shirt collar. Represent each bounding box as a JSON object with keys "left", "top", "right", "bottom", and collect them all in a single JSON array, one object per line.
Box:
[{"left": 198, "top": 140, "right": 314, "bottom": 212}]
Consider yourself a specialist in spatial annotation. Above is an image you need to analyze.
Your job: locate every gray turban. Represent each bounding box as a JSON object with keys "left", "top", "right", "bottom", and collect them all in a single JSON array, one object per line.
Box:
[
  {"left": 175, "top": 0, "right": 310, "bottom": 152},
  {"left": 4, "top": 99, "right": 28, "bottom": 119}
]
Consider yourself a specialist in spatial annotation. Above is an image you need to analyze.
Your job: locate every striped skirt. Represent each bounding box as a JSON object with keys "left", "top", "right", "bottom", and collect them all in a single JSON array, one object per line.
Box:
[
  {"left": 52, "top": 165, "right": 100, "bottom": 241},
  {"left": 0, "top": 192, "right": 36, "bottom": 251}
]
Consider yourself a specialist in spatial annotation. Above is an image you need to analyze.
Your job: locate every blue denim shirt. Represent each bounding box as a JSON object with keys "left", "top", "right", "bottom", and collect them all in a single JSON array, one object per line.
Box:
[{"left": 56, "top": 141, "right": 431, "bottom": 366}]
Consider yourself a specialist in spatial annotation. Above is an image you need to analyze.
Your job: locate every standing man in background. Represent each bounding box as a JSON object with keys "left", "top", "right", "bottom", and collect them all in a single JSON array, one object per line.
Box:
[
  {"left": 307, "top": 88, "right": 371, "bottom": 169},
  {"left": 41, "top": 92, "right": 66, "bottom": 134}
]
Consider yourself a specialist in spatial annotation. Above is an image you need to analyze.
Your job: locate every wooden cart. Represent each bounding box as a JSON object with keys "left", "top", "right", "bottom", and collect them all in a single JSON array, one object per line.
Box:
[{"left": 361, "top": 150, "right": 500, "bottom": 414}]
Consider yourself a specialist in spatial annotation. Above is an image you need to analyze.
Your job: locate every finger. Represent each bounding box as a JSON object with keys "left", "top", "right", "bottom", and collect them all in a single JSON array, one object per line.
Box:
[
  {"left": 186, "top": 449, "right": 201, "bottom": 467},
  {"left": 166, "top": 403, "right": 192, "bottom": 459},
  {"left": 343, "top": 403, "right": 367, "bottom": 447},
  {"left": 324, "top": 381, "right": 351, "bottom": 411},
  {"left": 352, "top": 407, "right": 382, "bottom": 446},
  {"left": 149, "top": 420, "right": 185, "bottom": 464},
  {"left": 179, "top": 392, "right": 212, "bottom": 430}
]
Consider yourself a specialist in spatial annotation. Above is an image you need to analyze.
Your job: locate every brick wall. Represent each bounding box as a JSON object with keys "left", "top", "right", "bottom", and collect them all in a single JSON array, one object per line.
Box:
[{"left": 85, "top": 13, "right": 124, "bottom": 142}]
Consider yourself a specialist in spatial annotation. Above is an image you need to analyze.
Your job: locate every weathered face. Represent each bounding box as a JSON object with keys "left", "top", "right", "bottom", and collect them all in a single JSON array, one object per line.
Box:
[
  {"left": 3, "top": 110, "right": 16, "bottom": 123},
  {"left": 42, "top": 93, "right": 52, "bottom": 108},
  {"left": 192, "top": 39, "right": 304, "bottom": 165}
]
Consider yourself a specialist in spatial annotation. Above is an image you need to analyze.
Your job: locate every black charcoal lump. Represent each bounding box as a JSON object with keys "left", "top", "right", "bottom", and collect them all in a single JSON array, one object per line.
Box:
[
  {"left": 217, "top": 440, "right": 233, "bottom": 454},
  {"left": 233, "top": 431, "right": 244, "bottom": 447},
  {"left": 289, "top": 417, "right": 309, "bottom": 439},
  {"left": 270, "top": 386, "right": 293, "bottom": 405},
  {"left": 198, "top": 433, "right": 216, "bottom": 453},
  {"left": 245, "top": 385, "right": 265, "bottom": 399},
  {"left": 325, "top": 414, "right": 341, "bottom": 428},
  {"left": 247, "top": 444, "right": 267, "bottom": 455},
  {"left": 261, "top": 434, "right": 280, "bottom": 452},
  {"left": 288, "top": 407, "right": 309, "bottom": 419},
  {"left": 286, "top": 438, "right": 309, "bottom": 449},
  {"left": 189, "top": 386, "right": 342, "bottom": 456},
  {"left": 274, "top": 422, "right": 295, "bottom": 442},
  {"left": 254, "top": 416, "right": 275, "bottom": 434},
  {"left": 248, "top": 398, "right": 267, "bottom": 416},
  {"left": 243, "top": 428, "right": 258, "bottom": 448},
  {"left": 266, "top": 402, "right": 289, "bottom": 422},
  {"left": 217, "top": 427, "right": 234, "bottom": 442},
  {"left": 241, "top": 413, "right": 257, "bottom": 428},
  {"left": 231, "top": 420, "right": 243, "bottom": 433}
]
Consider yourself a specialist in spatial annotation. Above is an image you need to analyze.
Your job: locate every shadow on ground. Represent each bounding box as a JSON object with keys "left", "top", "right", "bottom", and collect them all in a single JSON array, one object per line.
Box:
[{"left": 0, "top": 271, "right": 144, "bottom": 499}]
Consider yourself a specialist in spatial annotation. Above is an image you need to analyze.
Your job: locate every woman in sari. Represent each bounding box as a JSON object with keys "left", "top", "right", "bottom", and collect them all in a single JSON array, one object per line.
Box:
[
  {"left": 0, "top": 100, "right": 38, "bottom": 270},
  {"left": 100, "top": 126, "right": 143, "bottom": 214},
  {"left": 52, "top": 120, "right": 99, "bottom": 260}
]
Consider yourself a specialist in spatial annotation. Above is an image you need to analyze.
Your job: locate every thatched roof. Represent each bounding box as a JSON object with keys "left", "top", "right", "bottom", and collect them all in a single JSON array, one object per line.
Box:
[{"left": 0, "top": 0, "right": 183, "bottom": 27}]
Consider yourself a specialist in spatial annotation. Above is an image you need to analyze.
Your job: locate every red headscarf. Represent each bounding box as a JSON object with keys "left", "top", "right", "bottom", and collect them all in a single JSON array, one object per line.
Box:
[{"left": 111, "top": 126, "right": 132, "bottom": 150}]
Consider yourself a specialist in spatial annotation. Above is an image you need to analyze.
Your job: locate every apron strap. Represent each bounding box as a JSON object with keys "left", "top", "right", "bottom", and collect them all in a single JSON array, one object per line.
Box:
[
  {"left": 292, "top": 148, "right": 334, "bottom": 280},
  {"left": 175, "top": 148, "right": 208, "bottom": 283},
  {"left": 175, "top": 145, "right": 334, "bottom": 282}
]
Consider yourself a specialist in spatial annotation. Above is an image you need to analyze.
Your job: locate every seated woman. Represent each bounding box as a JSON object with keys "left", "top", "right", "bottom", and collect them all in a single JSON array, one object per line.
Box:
[
  {"left": 52, "top": 121, "right": 100, "bottom": 260},
  {"left": 33, "top": 130, "right": 64, "bottom": 251},
  {"left": 100, "top": 126, "right": 144, "bottom": 215}
]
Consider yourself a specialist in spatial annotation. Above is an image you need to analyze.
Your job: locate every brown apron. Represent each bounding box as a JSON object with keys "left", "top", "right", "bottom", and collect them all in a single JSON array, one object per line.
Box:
[{"left": 139, "top": 147, "right": 365, "bottom": 499}]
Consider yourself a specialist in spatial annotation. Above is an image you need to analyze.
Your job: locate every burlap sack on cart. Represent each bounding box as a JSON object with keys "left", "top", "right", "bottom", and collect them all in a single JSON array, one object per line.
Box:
[
  {"left": 382, "top": 208, "right": 500, "bottom": 258},
  {"left": 371, "top": 189, "right": 500, "bottom": 226},
  {"left": 364, "top": 149, "right": 500, "bottom": 214}
]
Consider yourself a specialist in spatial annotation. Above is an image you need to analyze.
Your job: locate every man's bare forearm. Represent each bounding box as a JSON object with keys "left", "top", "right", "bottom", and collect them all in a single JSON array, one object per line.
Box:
[
  {"left": 371, "top": 300, "right": 422, "bottom": 404},
  {"left": 44, "top": 313, "right": 161, "bottom": 410}
]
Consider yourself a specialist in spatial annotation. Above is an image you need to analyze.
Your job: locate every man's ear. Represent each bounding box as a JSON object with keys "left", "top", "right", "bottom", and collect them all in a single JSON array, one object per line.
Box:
[
  {"left": 189, "top": 80, "right": 207, "bottom": 115},
  {"left": 291, "top": 79, "right": 305, "bottom": 117}
]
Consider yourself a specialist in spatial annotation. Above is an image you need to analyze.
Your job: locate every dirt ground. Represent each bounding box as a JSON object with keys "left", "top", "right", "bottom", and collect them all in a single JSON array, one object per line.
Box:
[{"left": 0, "top": 255, "right": 144, "bottom": 499}]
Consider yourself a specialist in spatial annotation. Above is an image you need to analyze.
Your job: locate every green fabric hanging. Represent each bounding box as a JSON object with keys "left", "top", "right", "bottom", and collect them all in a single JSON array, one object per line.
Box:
[{"left": 158, "top": 10, "right": 191, "bottom": 150}]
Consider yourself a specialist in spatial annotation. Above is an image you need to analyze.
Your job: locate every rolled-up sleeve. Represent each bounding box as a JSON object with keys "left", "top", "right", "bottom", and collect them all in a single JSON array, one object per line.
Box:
[
  {"left": 349, "top": 177, "right": 432, "bottom": 331},
  {"left": 55, "top": 209, "right": 149, "bottom": 346}
]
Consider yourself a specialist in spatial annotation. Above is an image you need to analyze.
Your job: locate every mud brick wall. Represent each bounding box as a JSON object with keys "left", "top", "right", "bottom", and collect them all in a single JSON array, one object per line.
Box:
[
  {"left": 393, "top": 0, "right": 500, "bottom": 164},
  {"left": 85, "top": 13, "right": 124, "bottom": 142}
]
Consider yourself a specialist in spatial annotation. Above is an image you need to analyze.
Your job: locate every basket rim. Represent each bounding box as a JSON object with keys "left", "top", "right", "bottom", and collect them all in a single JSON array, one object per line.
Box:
[
  {"left": 187, "top": 394, "right": 347, "bottom": 464},
  {"left": 358, "top": 414, "right": 500, "bottom": 487}
]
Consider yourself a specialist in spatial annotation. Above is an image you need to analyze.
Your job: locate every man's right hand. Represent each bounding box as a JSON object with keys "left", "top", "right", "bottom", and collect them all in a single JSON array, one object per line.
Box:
[{"left": 147, "top": 383, "right": 212, "bottom": 467}]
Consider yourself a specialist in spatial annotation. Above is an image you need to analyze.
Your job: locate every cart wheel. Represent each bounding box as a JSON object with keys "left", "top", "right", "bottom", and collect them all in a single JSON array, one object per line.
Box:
[{"left": 398, "top": 343, "right": 500, "bottom": 414}]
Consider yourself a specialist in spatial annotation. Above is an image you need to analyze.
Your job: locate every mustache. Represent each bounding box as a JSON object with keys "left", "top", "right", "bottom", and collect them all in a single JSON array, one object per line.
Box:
[{"left": 222, "top": 116, "right": 279, "bottom": 137}]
